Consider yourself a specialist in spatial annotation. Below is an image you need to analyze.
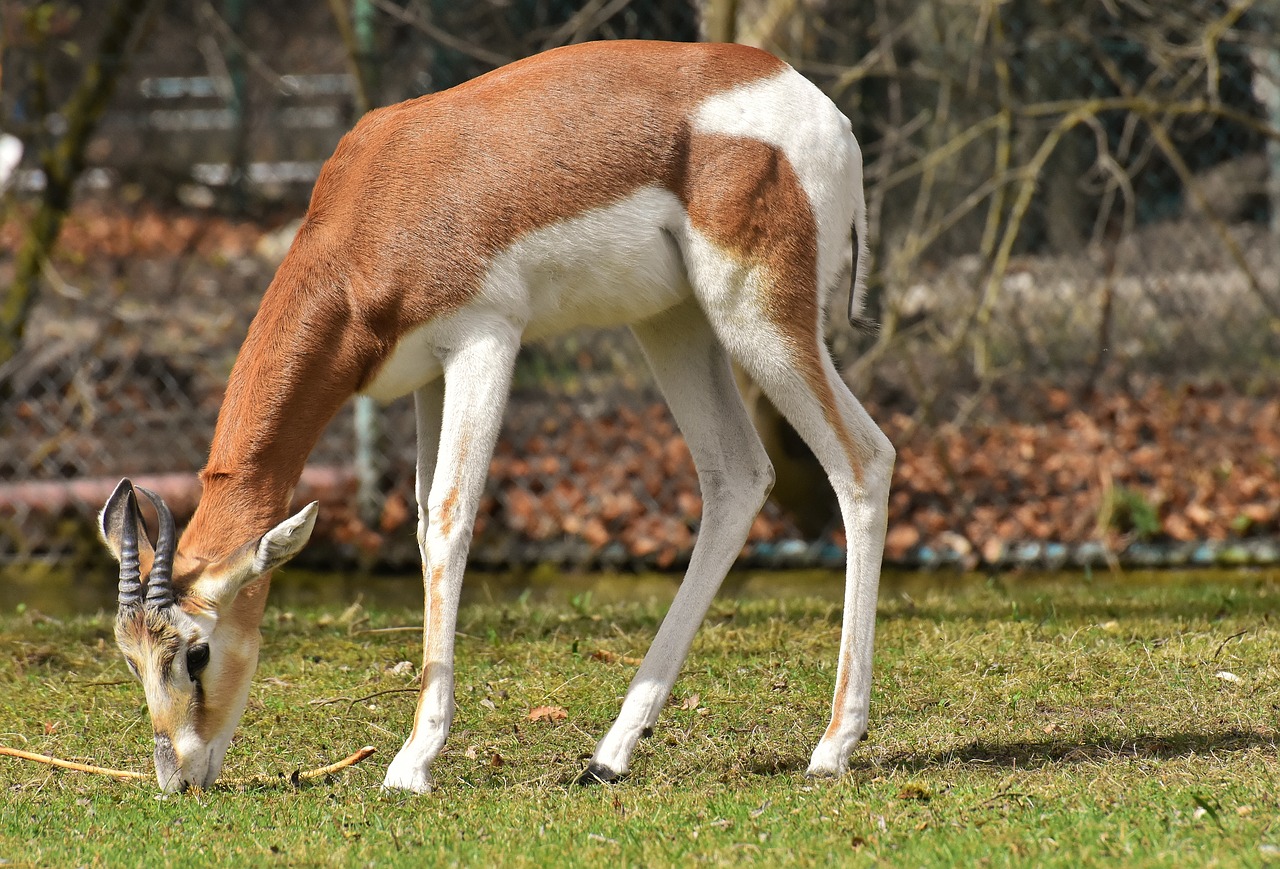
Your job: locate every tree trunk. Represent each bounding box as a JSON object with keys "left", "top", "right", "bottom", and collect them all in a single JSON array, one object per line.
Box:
[
  {"left": 1, "top": 0, "right": 160, "bottom": 369},
  {"left": 704, "top": 0, "right": 740, "bottom": 42}
]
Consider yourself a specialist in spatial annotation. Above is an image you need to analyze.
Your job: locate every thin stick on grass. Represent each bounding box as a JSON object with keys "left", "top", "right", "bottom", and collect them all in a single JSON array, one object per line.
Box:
[
  {"left": 0, "top": 746, "right": 148, "bottom": 779},
  {"left": 292, "top": 745, "right": 376, "bottom": 781},
  {"left": 0, "top": 744, "right": 376, "bottom": 785},
  {"left": 309, "top": 687, "right": 419, "bottom": 708}
]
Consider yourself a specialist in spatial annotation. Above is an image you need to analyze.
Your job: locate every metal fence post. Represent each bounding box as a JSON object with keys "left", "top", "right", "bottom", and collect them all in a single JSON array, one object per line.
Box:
[
  {"left": 1260, "top": 1, "right": 1280, "bottom": 235},
  {"left": 354, "top": 394, "right": 384, "bottom": 528}
]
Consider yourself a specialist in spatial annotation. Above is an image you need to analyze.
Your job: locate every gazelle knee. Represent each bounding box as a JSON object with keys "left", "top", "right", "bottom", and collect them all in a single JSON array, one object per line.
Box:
[
  {"left": 415, "top": 509, "right": 429, "bottom": 551},
  {"left": 865, "top": 433, "right": 896, "bottom": 490},
  {"left": 425, "top": 486, "right": 475, "bottom": 551},
  {"left": 760, "top": 458, "right": 776, "bottom": 499},
  {"left": 700, "top": 459, "right": 774, "bottom": 512},
  {"left": 744, "top": 455, "right": 775, "bottom": 501}
]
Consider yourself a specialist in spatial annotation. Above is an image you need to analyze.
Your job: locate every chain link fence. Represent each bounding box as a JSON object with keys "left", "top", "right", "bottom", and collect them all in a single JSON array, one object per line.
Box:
[{"left": 3, "top": 0, "right": 1280, "bottom": 571}]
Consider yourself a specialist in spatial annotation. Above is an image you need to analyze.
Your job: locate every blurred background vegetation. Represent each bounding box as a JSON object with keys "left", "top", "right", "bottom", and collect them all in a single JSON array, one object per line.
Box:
[{"left": 3, "top": 0, "right": 1280, "bottom": 573}]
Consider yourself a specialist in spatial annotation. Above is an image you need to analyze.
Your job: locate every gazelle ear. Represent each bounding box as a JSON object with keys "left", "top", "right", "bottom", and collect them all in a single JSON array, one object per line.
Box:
[
  {"left": 251, "top": 501, "right": 320, "bottom": 574},
  {"left": 190, "top": 503, "right": 319, "bottom": 608},
  {"left": 99, "top": 479, "right": 155, "bottom": 566}
]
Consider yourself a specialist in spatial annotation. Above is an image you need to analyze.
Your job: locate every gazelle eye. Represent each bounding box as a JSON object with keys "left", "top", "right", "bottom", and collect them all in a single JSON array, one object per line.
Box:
[{"left": 186, "top": 644, "right": 210, "bottom": 679}]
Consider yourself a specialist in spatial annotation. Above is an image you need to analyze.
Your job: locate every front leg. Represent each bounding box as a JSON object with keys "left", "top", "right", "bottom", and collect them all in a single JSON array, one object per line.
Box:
[{"left": 383, "top": 320, "right": 521, "bottom": 793}]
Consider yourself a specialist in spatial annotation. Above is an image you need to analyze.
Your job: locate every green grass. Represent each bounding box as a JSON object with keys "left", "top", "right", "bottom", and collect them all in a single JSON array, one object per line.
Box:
[{"left": 2, "top": 571, "right": 1279, "bottom": 866}]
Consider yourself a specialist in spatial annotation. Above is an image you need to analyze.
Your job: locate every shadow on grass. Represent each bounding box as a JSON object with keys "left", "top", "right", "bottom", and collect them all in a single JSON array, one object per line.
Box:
[
  {"left": 207, "top": 770, "right": 373, "bottom": 793},
  {"left": 876, "top": 598, "right": 1280, "bottom": 627},
  {"left": 850, "top": 728, "right": 1278, "bottom": 774}
]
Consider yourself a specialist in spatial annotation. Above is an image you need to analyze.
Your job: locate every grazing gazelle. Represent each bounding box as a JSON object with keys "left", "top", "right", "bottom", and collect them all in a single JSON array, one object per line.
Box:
[{"left": 99, "top": 39, "right": 893, "bottom": 793}]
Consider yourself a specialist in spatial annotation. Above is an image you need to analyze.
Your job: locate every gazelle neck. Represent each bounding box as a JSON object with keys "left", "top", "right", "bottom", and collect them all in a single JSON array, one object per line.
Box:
[{"left": 179, "top": 256, "right": 375, "bottom": 562}]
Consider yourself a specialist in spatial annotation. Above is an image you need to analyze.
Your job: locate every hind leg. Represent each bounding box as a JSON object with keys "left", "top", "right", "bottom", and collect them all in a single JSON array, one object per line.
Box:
[
  {"left": 582, "top": 298, "right": 775, "bottom": 782},
  {"left": 683, "top": 224, "right": 895, "bottom": 776},
  {"left": 742, "top": 336, "right": 893, "bottom": 774},
  {"left": 775, "top": 355, "right": 893, "bottom": 775},
  {"left": 746, "top": 341, "right": 892, "bottom": 774}
]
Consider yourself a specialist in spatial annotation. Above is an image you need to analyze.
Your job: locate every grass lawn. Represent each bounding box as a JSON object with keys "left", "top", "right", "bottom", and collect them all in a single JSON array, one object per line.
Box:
[{"left": 2, "top": 570, "right": 1278, "bottom": 866}]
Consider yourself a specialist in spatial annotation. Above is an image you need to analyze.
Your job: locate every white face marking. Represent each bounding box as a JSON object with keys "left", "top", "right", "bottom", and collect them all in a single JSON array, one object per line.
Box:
[{"left": 120, "top": 603, "right": 260, "bottom": 791}]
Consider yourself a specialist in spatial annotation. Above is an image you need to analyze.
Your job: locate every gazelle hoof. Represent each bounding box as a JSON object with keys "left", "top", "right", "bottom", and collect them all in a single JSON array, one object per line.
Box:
[
  {"left": 805, "top": 742, "right": 853, "bottom": 779},
  {"left": 576, "top": 762, "right": 624, "bottom": 786},
  {"left": 803, "top": 763, "right": 842, "bottom": 779},
  {"left": 382, "top": 753, "right": 434, "bottom": 794}
]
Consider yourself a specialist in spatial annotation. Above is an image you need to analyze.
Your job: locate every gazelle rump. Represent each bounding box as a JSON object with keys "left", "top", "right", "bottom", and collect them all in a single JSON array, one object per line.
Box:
[{"left": 98, "top": 40, "right": 894, "bottom": 793}]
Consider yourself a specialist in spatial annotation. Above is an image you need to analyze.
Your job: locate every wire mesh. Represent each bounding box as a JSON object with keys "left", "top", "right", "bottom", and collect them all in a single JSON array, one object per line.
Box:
[{"left": 3, "top": 0, "right": 1280, "bottom": 570}]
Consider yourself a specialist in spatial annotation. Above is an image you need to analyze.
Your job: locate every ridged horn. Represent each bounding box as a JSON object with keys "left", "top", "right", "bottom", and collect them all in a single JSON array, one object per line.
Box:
[
  {"left": 105, "top": 479, "right": 143, "bottom": 611},
  {"left": 136, "top": 487, "right": 176, "bottom": 610}
]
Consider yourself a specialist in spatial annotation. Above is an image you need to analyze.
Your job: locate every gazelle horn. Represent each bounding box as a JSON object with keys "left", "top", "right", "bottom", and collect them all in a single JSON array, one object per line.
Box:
[
  {"left": 136, "top": 487, "right": 176, "bottom": 610},
  {"left": 108, "top": 480, "right": 144, "bottom": 611}
]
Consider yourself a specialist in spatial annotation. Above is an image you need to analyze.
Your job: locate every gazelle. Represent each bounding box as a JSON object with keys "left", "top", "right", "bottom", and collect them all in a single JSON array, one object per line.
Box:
[{"left": 99, "top": 40, "right": 893, "bottom": 793}]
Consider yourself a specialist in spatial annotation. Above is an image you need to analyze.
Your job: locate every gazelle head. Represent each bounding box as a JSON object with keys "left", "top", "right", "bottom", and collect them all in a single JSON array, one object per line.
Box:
[{"left": 99, "top": 479, "right": 317, "bottom": 792}]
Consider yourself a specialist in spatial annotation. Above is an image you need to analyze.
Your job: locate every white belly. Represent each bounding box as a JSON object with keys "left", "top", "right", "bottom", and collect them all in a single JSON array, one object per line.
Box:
[
  {"left": 498, "top": 185, "right": 692, "bottom": 338},
  {"left": 363, "top": 186, "right": 692, "bottom": 401}
]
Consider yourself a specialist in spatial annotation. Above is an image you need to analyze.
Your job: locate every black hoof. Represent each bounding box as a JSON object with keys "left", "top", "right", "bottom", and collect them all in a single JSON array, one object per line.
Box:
[{"left": 576, "top": 762, "right": 623, "bottom": 786}]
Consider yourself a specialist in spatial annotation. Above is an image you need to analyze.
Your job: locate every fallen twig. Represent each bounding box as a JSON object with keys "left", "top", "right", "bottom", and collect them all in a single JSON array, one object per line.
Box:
[
  {"left": 293, "top": 745, "right": 377, "bottom": 781},
  {"left": 1211, "top": 629, "right": 1250, "bottom": 662},
  {"left": 309, "top": 687, "right": 419, "bottom": 708},
  {"left": 0, "top": 743, "right": 376, "bottom": 786},
  {"left": 0, "top": 746, "right": 148, "bottom": 779}
]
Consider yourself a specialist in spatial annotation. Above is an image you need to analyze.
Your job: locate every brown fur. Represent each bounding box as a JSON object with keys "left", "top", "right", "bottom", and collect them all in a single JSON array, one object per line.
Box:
[
  {"left": 178, "top": 41, "right": 790, "bottom": 568},
  {"left": 437, "top": 433, "right": 468, "bottom": 539},
  {"left": 428, "top": 564, "right": 448, "bottom": 663},
  {"left": 166, "top": 42, "right": 851, "bottom": 751},
  {"left": 407, "top": 562, "right": 450, "bottom": 744},
  {"left": 679, "top": 134, "right": 865, "bottom": 484},
  {"left": 438, "top": 487, "right": 458, "bottom": 540},
  {"left": 824, "top": 668, "right": 851, "bottom": 740}
]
